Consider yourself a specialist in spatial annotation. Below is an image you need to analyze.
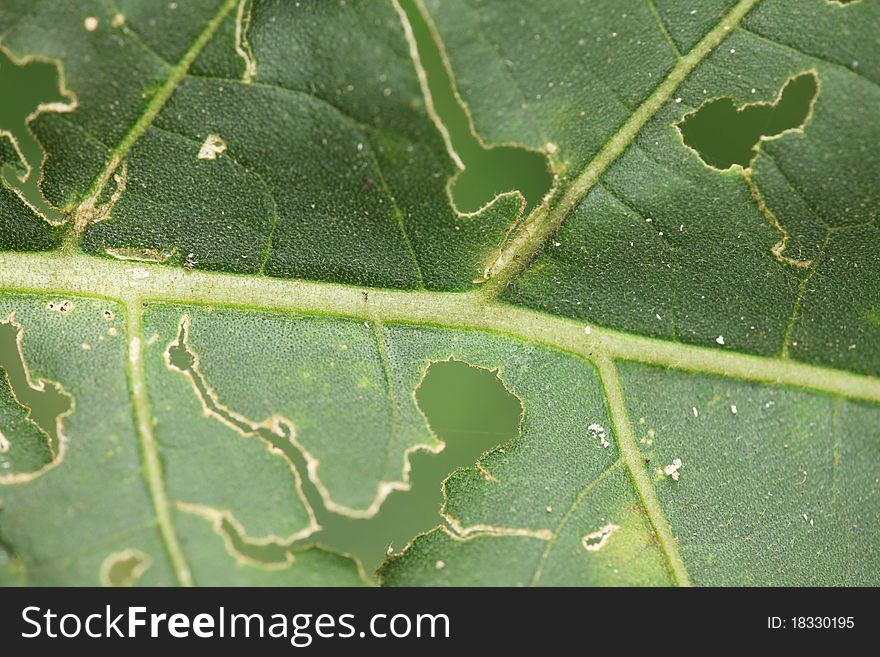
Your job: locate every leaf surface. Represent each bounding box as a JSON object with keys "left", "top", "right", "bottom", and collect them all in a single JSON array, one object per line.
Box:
[{"left": 0, "top": 0, "right": 877, "bottom": 586}]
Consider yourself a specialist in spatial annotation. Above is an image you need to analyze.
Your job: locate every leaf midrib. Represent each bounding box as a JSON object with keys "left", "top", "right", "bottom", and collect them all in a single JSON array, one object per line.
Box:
[
  {"left": 11, "top": 249, "right": 874, "bottom": 586},
  {"left": 4, "top": 251, "right": 879, "bottom": 402}
]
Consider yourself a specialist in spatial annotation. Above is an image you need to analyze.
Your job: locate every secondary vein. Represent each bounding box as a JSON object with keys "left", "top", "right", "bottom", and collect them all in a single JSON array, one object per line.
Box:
[
  {"left": 72, "top": 0, "right": 239, "bottom": 234},
  {"left": 595, "top": 355, "right": 692, "bottom": 587},
  {"left": 480, "top": 0, "right": 762, "bottom": 293},
  {"left": 124, "top": 297, "right": 194, "bottom": 587}
]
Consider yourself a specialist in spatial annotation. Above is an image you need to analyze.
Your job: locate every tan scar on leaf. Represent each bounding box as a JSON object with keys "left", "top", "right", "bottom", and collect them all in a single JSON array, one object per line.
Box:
[
  {"left": 104, "top": 247, "right": 170, "bottom": 263},
  {"left": 581, "top": 523, "right": 620, "bottom": 552},
  {"left": 235, "top": 0, "right": 256, "bottom": 83},
  {"left": 73, "top": 161, "right": 128, "bottom": 233},
  {"left": 197, "top": 134, "right": 227, "bottom": 160}
]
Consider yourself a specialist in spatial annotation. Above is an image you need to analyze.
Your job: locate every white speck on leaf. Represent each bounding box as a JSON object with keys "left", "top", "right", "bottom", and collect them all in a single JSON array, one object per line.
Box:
[
  {"left": 730, "top": 404, "right": 738, "bottom": 415},
  {"left": 664, "top": 458, "right": 683, "bottom": 481},
  {"left": 716, "top": 335, "right": 725, "bottom": 345},
  {"left": 587, "top": 423, "right": 610, "bottom": 448},
  {"left": 84, "top": 16, "right": 99, "bottom": 31}
]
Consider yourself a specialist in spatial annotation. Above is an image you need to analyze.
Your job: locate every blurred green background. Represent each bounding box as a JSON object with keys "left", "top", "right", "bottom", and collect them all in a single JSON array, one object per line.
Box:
[{"left": 0, "top": 3, "right": 815, "bottom": 574}]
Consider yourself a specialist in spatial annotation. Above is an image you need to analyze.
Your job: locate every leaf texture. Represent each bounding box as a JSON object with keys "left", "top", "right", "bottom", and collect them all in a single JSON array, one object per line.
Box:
[{"left": 0, "top": 0, "right": 877, "bottom": 586}]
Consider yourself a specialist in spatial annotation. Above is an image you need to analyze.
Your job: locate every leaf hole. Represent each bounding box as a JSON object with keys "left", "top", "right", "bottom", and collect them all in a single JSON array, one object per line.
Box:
[
  {"left": 677, "top": 72, "right": 818, "bottom": 170},
  {"left": 170, "top": 323, "right": 522, "bottom": 578},
  {"left": 398, "top": 0, "right": 553, "bottom": 218},
  {"left": 0, "top": 317, "right": 72, "bottom": 480},
  {"left": 0, "top": 46, "right": 74, "bottom": 223}
]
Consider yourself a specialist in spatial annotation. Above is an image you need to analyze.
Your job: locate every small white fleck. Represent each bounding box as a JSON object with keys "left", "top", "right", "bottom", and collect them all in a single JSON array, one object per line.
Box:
[
  {"left": 583, "top": 325, "right": 591, "bottom": 335},
  {"left": 81, "top": 343, "right": 91, "bottom": 351},
  {"left": 675, "top": 97, "right": 682, "bottom": 103},
  {"left": 111, "top": 13, "right": 125, "bottom": 27},
  {"left": 692, "top": 406, "right": 698, "bottom": 418},
  {"left": 553, "top": 241, "right": 561, "bottom": 247},
  {"left": 715, "top": 335, "right": 725, "bottom": 345},
  {"left": 546, "top": 506, "right": 553, "bottom": 513},
  {"left": 84, "top": 16, "right": 99, "bottom": 31},
  {"left": 664, "top": 458, "right": 683, "bottom": 481},
  {"left": 729, "top": 48, "right": 736, "bottom": 54},
  {"left": 357, "top": 142, "right": 364, "bottom": 152},
  {"left": 730, "top": 404, "right": 738, "bottom": 415},
  {"left": 435, "top": 560, "right": 445, "bottom": 570},
  {"left": 656, "top": 313, "right": 662, "bottom": 321},
  {"left": 587, "top": 423, "right": 610, "bottom": 448}
]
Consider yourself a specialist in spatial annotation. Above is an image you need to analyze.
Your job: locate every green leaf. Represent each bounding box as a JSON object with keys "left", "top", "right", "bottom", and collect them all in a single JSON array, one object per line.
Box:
[{"left": 0, "top": 0, "right": 878, "bottom": 586}]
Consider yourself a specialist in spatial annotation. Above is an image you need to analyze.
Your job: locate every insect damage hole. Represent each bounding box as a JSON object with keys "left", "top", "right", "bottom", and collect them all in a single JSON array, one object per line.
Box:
[
  {"left": 0, "top": 317, "right": 73, "bottom": 482},
  {"left": 581, "top": 523, "right": 619, "bottom": 551},
  {"left": 197, "top": 134, "right": 227, "bottom": 160},
  {"left": 46, "top": 299, "right": 74, "bottom": 314},
  {"left": 100, "top": 549, "right": 151, "bottom": 587},
  {"left": 395, "top": 0, "right": 552, "bottom": 218},
  {"left": 676, "top": 72, "right": 818, "bottom": 170}
]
